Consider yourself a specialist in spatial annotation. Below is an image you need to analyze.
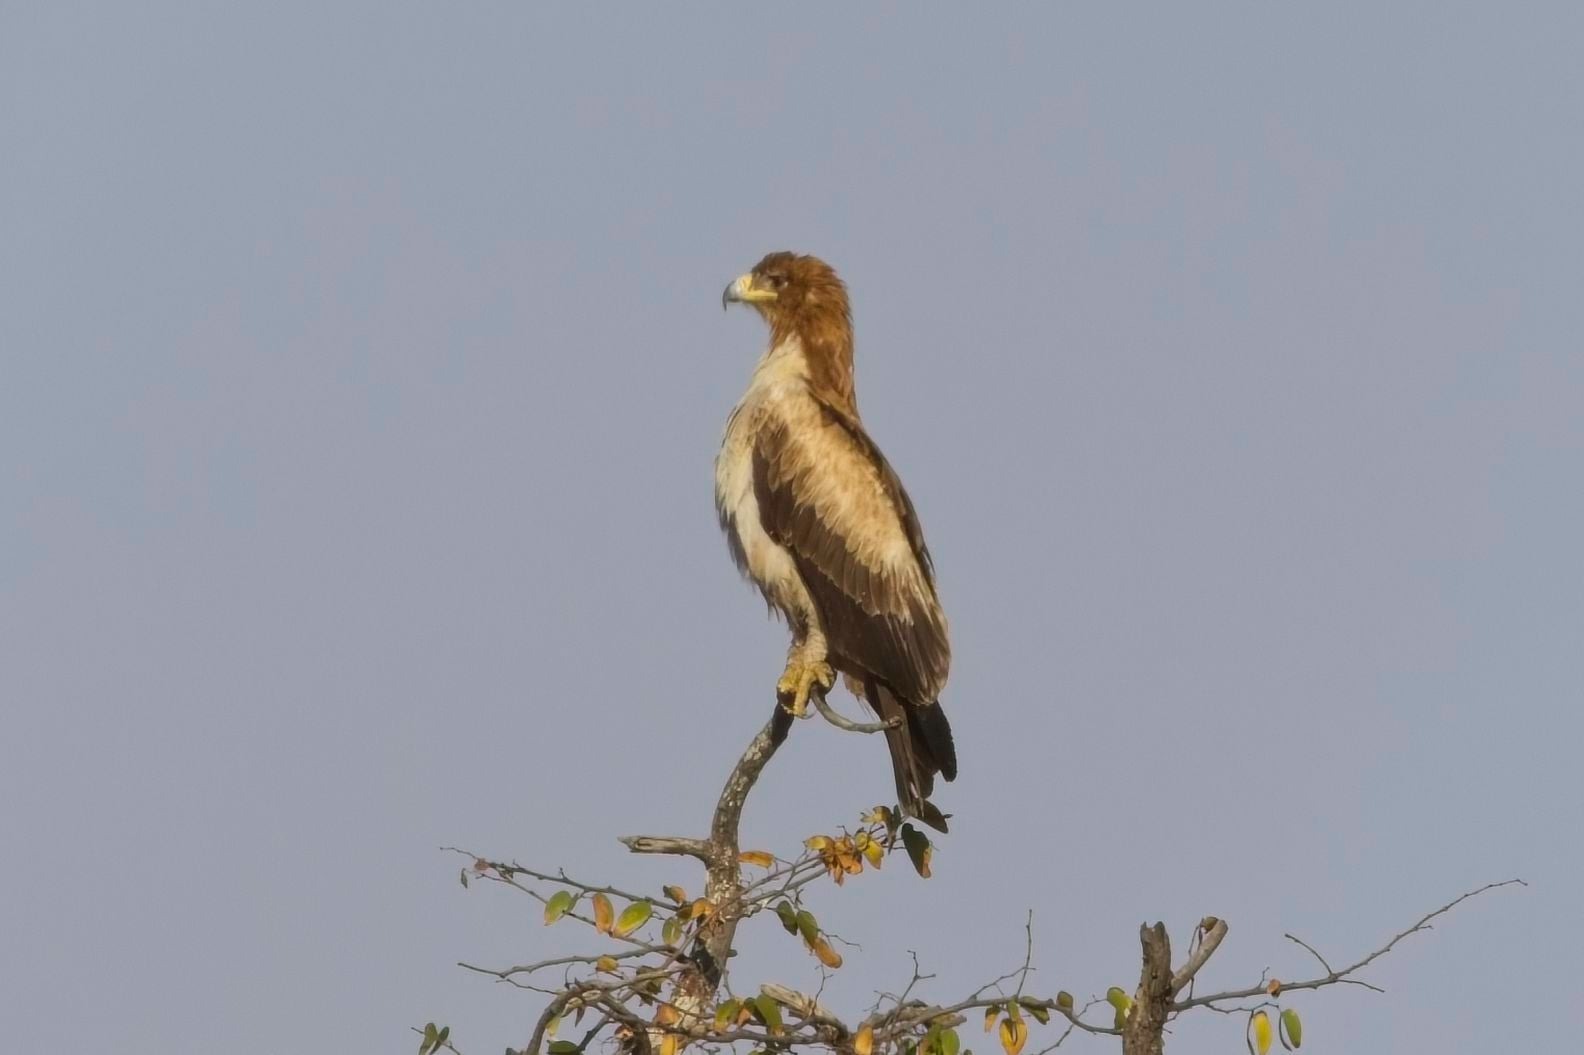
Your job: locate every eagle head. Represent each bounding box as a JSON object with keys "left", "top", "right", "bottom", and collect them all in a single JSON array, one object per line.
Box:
[{"left": 722, "top": 252, "right": 851, "bottom": 332}]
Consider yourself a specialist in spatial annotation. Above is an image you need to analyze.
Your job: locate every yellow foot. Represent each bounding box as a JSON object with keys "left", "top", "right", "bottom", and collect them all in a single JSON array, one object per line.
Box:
[{"left": 776, "top": 658, "right": 835, "bottom": 717}]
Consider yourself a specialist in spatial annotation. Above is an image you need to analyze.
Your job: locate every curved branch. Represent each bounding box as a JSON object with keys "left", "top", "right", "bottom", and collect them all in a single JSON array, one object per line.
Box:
[{"left": 812, "top": 694, "right": 898, "bottom": 734}]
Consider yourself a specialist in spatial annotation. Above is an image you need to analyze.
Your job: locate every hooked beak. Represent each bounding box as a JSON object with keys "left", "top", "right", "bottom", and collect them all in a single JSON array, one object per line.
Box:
[{"left": 721, "top": 272, "right": 776, "bottom": 311}]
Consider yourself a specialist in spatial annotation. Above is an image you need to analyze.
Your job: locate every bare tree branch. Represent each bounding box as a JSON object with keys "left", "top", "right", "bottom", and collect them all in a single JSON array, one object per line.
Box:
[
  {"left": 616, "top": 835, "right": 711, "bottom": 860},
  {"left": 1170, "top": 918, "right": 1227, "bottom": 995},
  {"left": 1173, "top": 878, "right": 1526, "bottom": 1012}
]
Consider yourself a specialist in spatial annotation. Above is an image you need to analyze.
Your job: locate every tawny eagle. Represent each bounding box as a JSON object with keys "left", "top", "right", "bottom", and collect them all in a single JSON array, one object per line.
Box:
[{"left": 716, "top": 252, "right": 955, "bottom": 831}]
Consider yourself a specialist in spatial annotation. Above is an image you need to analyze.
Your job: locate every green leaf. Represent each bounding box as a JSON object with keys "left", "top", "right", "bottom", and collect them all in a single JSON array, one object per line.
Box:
[
  {"left": 1017, "top": 998, "right": 1048, "bottom": 1025},
  {"left": 543, "top": 890, "right": 575, "bottom": 925},
  {"left": 613, "top": 899, "right": 653, "bottom": 938},
  {"left": 1055, "top": 992, "right": 1074, "bottom": 1012},
  {"left": 714, "top": 998, "right": 741, "bottom": 1031},
  {"left": 940, "top": 1027, "right": 962, "bottom": 1055},
  {"left": 435, "top": 1026, "right": 450, "bottom": 1049},
  {"left": 459, "top": 868, "right": 469, "bottom": 888},
  {"left": 661, "top": 915, "right": 683, "bottom": 946},
  {"left": 899, "top": 824, "right": 932, "bottom": 878},
  {"left": 1105, "top": 987, "right": 1131, "bottom": 1012},
  {"left": 1279, "top": 1008, "right": 1302, "bottom": 1050},
  {"left": 795, "top": 909, "right": 819, "bottom": 945},
  {"left": 774, "top": 900, "right": 799, "bottom": 935},
  {"left": 753, "top": 994, "right": 783, "bottom": 1035},
  {"left": 548, "top": 1042, "right": 581, "bottom": 1055},
  {"left": 420, "top": 1023, "right": 438, "bottom": 1055}
]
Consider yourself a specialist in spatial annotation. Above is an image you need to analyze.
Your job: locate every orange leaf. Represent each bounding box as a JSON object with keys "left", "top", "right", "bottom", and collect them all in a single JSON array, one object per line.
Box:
[
  {"left": 592, "top": 893, "right": 614, "bottom": 935},
  {"left": 811, "top": 936, "right": 844, "bottom": 969},
  {"left": 739, "top": 850, "right": 775, "bottom": 868},
  {"left": 854, "top": 1024, "right": 874, "bottom": 1055}
]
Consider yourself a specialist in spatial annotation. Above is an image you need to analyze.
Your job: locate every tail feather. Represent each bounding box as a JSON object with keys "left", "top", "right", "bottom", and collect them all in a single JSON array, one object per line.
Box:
[{"left": 865, "top": 678, "right": 956, "bottom": 833}]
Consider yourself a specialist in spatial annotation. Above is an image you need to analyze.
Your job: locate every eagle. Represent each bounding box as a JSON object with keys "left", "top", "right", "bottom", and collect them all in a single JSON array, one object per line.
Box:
[{"left": 716, "top": 252, "right": 955, "bottom": 831}]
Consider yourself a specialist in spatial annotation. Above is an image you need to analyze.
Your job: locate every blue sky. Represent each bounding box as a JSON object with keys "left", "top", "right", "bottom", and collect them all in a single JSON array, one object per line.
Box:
[{"left": 2, "top": 5, "right": 1579, "bottom": 1052}]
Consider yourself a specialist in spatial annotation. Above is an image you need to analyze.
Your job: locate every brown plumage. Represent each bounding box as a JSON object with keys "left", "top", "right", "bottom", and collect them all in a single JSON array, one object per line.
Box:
[{"left": 716, "top": 252, "right": 955, "bottom": 831}]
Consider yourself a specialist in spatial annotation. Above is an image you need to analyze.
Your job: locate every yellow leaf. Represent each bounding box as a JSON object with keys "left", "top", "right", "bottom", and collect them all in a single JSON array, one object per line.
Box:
[
  {"left": 983, "top": 1006, "right": 998, "bottom": 1033},
  {"left": 659, "top": 1033, "right": 678, "bottom": 1055},
  {"left": 656, "top": 1003, "right": 681, "bottom": 1027},
  {"left": 739, "top": 850, "right": 775, "bottom": 868},
  {"left": 1104, "top": 988, "right": 1131, "bottom": 1014},
  {"left": 805, "top": 835, "right": 834, "bottom": 852},
  {"left": 613, "top": 899, "right": 653, "bottom": 938},
  {"left": 998, "top": 1017, "right": 1027, "bottom": 1055},
  {"left": 862, "top": 838, "right": 884, "bottom": 868},
  {"left": 1247, "top": 1010, "right": 1272, "bottom": 1055},
  {"left": 811, "top": 935, "right": 843, "bottom": 969},
  {"left": 592, "top": 893, "right": 614, "bottom": 935},
  {"left": 854, "top": 1024, "right": 874, "bottom": 1055},
  {"left": 595, "top": 955, "right": 619, "bottom": 974},
  {"left": 662, "top": 885, "right": 687, "bottom": 904}
]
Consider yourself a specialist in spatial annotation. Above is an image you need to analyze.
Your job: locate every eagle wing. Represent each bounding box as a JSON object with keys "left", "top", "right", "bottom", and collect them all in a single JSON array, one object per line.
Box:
[{"left": 750, "top": 387, "right": 949, "bottom": 704}]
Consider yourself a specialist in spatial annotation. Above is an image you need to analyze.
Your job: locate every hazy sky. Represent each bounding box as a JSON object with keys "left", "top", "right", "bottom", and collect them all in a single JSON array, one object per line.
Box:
[{"left": 3, "top": 5, "right": 1580, "bottom": 1053}]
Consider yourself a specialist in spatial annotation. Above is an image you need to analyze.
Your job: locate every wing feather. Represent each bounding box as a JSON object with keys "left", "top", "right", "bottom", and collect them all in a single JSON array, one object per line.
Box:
[{"left": 750, "top": 390, "right": 949, "bottom": 703}]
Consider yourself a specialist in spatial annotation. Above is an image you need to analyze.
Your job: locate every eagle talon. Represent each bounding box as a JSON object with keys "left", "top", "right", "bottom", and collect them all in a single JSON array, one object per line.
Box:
[{"left": 776, "top": 659, "right": 834, "bottom": 718}]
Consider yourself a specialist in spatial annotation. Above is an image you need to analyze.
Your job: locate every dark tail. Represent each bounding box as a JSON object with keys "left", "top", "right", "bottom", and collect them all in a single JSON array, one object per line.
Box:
[{"left": 865, "top": 678, "right": 956, "bottom": 833}]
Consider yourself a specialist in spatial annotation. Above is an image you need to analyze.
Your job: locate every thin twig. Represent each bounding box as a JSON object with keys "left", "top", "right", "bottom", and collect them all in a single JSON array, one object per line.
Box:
[{"left": 1283, "top": 933, "right": 1334, "bottom": 976}]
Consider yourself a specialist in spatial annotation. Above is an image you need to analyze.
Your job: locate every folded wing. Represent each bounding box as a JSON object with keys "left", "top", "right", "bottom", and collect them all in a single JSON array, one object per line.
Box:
[{"left": 750, "top": 389, "right": 950, "bottom": 705}]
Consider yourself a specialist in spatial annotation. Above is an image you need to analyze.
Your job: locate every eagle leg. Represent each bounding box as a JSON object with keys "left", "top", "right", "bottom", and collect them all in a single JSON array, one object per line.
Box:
[{"left": 775, "top": 654, "right": 834, "bottom": 718}]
